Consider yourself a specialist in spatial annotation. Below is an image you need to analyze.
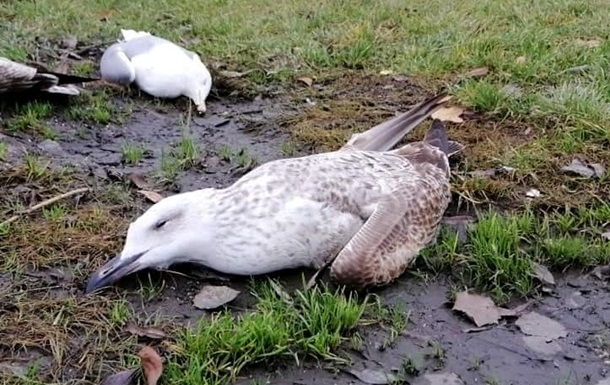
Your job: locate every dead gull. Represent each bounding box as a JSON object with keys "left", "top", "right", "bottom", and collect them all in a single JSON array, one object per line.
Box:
[
  {"left": 85, "top": 93, "right": 464, "bottom": 293},
  {"left": 0, "top": 57, "right": 98, "bottom": 95},
  {"left": 100, "top": 29, "right": 212, "bottom": 113}
]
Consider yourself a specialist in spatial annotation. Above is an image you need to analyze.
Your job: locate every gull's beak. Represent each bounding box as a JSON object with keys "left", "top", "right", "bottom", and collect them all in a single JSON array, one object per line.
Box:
[
  {"left": 85, "top": 251, "right": 146, "bottom": 294},
  {"left": 196, "top": 102, "right": 206, "bottom": 114}
]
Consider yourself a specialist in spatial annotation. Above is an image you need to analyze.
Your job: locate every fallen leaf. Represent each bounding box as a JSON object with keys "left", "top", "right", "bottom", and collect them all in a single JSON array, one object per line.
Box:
[
  {"left": 62, "top": 36, "right": 78, "bottom": 50},
  {"left": 139, "top": 190, "right": 163, "bottom": 203},
  {"left": 526, "top": 188, "right": 541, "bottom": 198},
  {"left": 501, "top": 84, "right": 523, "bottom": 97},
  {"left": 379, "top": 69, "right": 394, "bottom": 76},
  {"left": 441, "top": 215, "right": 476, "bottom": 245},
  {"left": 347, "top": 368, "right": 397, "bottom": 384},
  {"left": 413, "top": 372, "right": 464, "bottom": 385},
  {"left": 431, "top": 106, "right": 464, "bottom": 123},
  {"left": 452, "top": 291, "right": 500, "bottom": 327},
  {"left": 497, "top": 300, "right": 533, "bottom": 318},
  {"left": 532, "top": 262, "right": 555, "bottom": 286},
  {"left": 522, "top": 335, "right": 562, "bottom": 359},
  {"left": 297, "top": 77, "right": 313, "bottom": 87},
  {"left": 125, "top": 323, "right": 166, "bottom": 340},
  {"left": 516, "top": 56, "right": 527, "bottom": 64},
  {"left": 218, "top": 69, "right": 254, "bottom": 78},
  {"left": 463, "top": 67, "right": 489, "bottom": 78},
  {"left": 515, "top": 312, "right": 567, "bottom": 340},
  {"left": 127, "top": 173, "right": 149, "bottom": 189},
  {"left": 101, "top": 369, "right": 137, "bottom": 385},
  {"left": 560, "top": 158, "right": 604, "bottom": 178},
  {"left": 193, "top": 285, "right": 241, "bottom": 310},
  {"left": 575, "top": 38, "right": 602, "bottom": 48},
  {"left": 139, "top": 346, "right": 163, "bottom": 385}
]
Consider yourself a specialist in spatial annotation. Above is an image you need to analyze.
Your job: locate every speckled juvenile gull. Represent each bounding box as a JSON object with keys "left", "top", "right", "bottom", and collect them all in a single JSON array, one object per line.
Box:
[
  {"left": 85, "top": 93, "right": 464, "bottom": 293},
  {"left": 100, "top": 29, "right": 212, "bottom": 113},
  {"left": 0, "top": 57, "right": 98, "bottom": 95}
]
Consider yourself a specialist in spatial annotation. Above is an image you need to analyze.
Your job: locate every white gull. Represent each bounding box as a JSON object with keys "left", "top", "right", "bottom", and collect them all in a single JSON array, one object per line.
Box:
[
  {"left": 85, "top": 93, "right": 464, "bottom": 293},
  {"left": 100, "top": 29, "right": 212, "bottom": 113}
]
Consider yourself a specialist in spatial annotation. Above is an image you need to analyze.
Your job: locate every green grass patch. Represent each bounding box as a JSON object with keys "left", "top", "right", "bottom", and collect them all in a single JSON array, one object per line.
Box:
[
  {"left": 165, "top": 280, "right": 370, "bottom": 385},
  {"left": 419, "top": 204, "right": 610, "bottom": 303}
]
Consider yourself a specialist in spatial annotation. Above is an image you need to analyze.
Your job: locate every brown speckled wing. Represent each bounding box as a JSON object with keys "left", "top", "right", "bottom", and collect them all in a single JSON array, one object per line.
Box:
[{"left": 329, "top": 171, "right": 450, "bottom": 288}]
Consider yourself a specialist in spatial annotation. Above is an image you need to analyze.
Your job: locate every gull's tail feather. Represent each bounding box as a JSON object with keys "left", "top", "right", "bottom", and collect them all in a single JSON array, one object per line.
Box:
[
  {"left": 342, "top": 93, "right": 452, "bottom": 152},
  {"left": 424, "top": 119, "right": 465, "bottom": 157}
]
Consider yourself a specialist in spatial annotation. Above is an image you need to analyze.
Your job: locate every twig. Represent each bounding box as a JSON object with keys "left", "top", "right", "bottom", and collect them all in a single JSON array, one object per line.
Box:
[{"left": 0, "top": 187, "right": 89, "bottom": 227}]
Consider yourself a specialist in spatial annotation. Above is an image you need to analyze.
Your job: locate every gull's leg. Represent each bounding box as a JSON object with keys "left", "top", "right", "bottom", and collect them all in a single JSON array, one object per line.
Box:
[{"left": 329, "top": 175, "right": 450, "bottom": 288}]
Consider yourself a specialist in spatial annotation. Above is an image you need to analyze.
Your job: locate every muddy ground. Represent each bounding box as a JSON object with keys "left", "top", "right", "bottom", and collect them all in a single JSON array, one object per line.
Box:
[{"left": 1, "top": 80, "right": 610, "bottom": 385}]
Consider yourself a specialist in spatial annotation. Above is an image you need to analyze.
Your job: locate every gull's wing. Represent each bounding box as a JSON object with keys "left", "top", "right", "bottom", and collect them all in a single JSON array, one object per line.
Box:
[
  {"left": 329, "top": 165, "right": 451, "bottom": 288},
  {"left": 341, "top": 93, "right": 452, "bottom": 153}
]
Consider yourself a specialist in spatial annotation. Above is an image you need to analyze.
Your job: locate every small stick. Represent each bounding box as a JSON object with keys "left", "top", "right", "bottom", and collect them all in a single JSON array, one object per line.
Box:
[{"left": 0, "top": 187, "right": 89, "bottom": 227}]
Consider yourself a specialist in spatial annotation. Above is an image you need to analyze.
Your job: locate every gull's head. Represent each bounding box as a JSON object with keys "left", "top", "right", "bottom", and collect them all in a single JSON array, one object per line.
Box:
[
  {"left": 85, "top": 191, "right": 214, "bottom": 294},
  {"left": 185, "top": 60, "right": 213, "bottom": 115}
]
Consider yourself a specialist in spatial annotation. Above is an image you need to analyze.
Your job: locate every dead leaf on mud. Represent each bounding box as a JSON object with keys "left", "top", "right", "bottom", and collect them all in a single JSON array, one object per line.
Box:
[
  {"left": 532, "top": 262, "right": 555, "bottom": 286},
  {"left": 127, "top": 173, "right": 149, "bottom": 189},
  {"left": 431, "top": 106, "right": 464, "bottom": 123},
  {"left": 347, "top": 368, "right": 397, "bottom": 384},
  {"left": 463, "top": 67, "right": 489, "bottom": 78},
  {"left": 139, "top": 346, "right": 163, "bottom": 385},
  {"left": 522, "top": 336, "right": 562, "bottom": 359},
  {"left": 193, "top": 285, "right": 241, "bottom": 310},
  {"left": 139, "top": 190, "right": 164, "bottom": 203},
  {"left": 101, "top": 369, "right": 137, "bottom": 385},
  {"left": 442, "top": 215, "right": 476, "bottom": 245},
  {"left": 218, "top": 69, "right": 254, "bottom": 78},
  {"left": 497, "top": 300, "right": 533, "bottom": 318},
  {"left": 560, "top": 158, "right": 605, "bottom": 179},
  {"left": 296, "top": 77, "right": 313, "bottom": 87},
  {"left": 412, "top": 372, "right": 464, "bottom": 385},
  {"left": 452, "top": 291, "right": 500, "bottom": 327},
  {"left": 515, "top": 312, "right": 567, "bottom": 340},
  {"left": 125, "top": 323, "right": 166, "bottom": 340}
]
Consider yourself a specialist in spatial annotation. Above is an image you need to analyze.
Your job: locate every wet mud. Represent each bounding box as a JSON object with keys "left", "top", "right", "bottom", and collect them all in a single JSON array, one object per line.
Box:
[{"left": 2, "top": 92, "right": 610, "bottom": 385}]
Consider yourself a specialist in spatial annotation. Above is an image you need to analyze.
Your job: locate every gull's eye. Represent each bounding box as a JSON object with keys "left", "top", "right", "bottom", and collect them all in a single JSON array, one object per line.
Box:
[{"left": 154, "top": 220, "right": 168, "bottom": 230}]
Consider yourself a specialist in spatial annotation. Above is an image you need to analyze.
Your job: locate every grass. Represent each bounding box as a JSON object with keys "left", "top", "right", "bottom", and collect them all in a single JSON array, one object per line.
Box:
[
  {"left": 2, "top": 0, "right": 610, "bottom": 383},
  {"left": 166, "top": 281, "right": 370, "bottom": 385}
]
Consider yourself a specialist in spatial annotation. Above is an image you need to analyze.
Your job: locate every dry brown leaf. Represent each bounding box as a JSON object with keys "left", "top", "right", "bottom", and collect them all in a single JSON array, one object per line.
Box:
[
  {"left": 193, "top": 285, "right": 240, "bottom": 310},
  {"left": 532, "top": 262, "right": 555, "bottom": 286},
  {"left": 218, "top": 69, "right": 254, "bottom": 78},
  {"left": 139, "top": 190, "right": 164, "bottom": 203},
  {"left": 463, "top": 67, "right": 489, "bottom": 78},
  {"left": 139, "top": 346, "right": 163, "bottom": 385},
  {"left": 347, "top": 368, "right": 397, "bottom": 384},
  {"left": 575, "top": 38, "right": 601, "bottom": 48},
  {"left": 125, "top": 323, "right": 166, "bottom": 340},
  {"left": 297, "top": 77, "right": 313, "bottom": 87},
  {"left": 127, "top": 173, "right": 149, "bottom": 189},
  {"left": 515, "top": 312, "right": 567, "bottom": 340},
  {"left": 101, "top": 369, "right": 137, "bottom": 385},
  {"left": 431, "top": 106, "right": 464, "bottom": 123},
  {"left": 452, "top": 291, "right": 499, "bottom": 327},
  {"left": 516, "top": 56, "right": 527, "bottom": 64},
  {"left": 497, "top": 300, "right": 533, "bottom": 318}
]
